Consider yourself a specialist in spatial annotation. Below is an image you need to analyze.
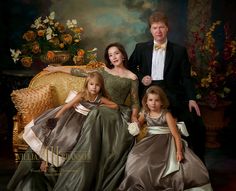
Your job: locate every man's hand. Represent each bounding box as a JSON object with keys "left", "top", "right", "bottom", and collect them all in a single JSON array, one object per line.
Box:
[
  {"left": 141, "top": 75, "right": 152, "bottom": 86},
  {"left": 189, "top": 100, "right": 201, "bottom": 116}
]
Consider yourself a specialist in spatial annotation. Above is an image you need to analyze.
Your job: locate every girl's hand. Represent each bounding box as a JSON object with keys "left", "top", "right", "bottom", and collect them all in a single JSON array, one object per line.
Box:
[
  {"left": 40, "top": 160, "right": 49, "bottom": 173},
  {"left": 176, "top": 151, "right": 184, "bottom": 162},
  {"left": 46, "top": 118, "right": 58, "bottom": 130}
]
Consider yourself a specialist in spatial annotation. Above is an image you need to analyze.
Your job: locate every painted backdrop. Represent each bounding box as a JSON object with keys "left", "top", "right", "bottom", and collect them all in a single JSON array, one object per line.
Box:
[{"left": 0, "top": 0, "right": 235, "bottom": 69}]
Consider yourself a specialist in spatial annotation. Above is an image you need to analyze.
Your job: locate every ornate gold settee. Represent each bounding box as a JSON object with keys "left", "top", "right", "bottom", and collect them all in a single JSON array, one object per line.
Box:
[
  {"left": 11, "top": 64, "right": 104, "bottom": 160},
  {"left": 11, "top": 63, "right": 146, "bottom": 161}
]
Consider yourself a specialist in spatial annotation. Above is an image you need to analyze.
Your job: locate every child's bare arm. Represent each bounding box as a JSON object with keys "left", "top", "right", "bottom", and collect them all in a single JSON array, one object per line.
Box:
[
  {"left": 100, "top": 97, "right": 118, "bottom": 109},
  {"left": 46, "top": 93, "right": 82, "bottom": 129},
  {"left": 166, "top": 112, "right": 184, "bottom": 162},
  {"left": 55, "top": 93, "right": 82, "bottom": 118},
  {"left": 137, "top": 112, "right": 146, "bottom": 129}
]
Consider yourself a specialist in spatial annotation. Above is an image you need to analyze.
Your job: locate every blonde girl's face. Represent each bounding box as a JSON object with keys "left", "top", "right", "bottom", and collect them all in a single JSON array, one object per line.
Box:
[
  {"left": 108, "top": 46, "right": 124, "bottom": 66},
  {"left": 146, "top": 93, "right": 162, "bottom": 112},
  {"left": 87, "top": 78, "right": 101, "bottom": 95}
]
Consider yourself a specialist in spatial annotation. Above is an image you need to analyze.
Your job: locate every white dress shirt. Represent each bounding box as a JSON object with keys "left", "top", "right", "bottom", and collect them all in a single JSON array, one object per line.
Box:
[{"left": 151, "top": 40, "right": 167, "bottom": 80}]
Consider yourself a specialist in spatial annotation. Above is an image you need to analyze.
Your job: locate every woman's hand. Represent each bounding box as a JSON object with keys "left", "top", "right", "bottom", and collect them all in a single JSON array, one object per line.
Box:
[
  {"left": 131, "top": 115, "right": 138, "bottom": 123},
  {"left": 43, "top": 65, "right": 71, "bottom": 74},
  {"left": 43, "top": 65, "right": 58, "bottom": 73}
]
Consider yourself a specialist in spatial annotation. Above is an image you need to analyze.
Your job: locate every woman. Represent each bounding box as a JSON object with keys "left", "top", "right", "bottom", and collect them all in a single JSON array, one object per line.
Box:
[{"left": 8, "top": 42, "right": 140, "bottom": 191}]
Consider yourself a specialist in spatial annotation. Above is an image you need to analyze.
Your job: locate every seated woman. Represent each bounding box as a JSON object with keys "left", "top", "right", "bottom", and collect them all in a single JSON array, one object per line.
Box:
[{"left": 7, "top": 42, "right": 140, "bottom": 191}]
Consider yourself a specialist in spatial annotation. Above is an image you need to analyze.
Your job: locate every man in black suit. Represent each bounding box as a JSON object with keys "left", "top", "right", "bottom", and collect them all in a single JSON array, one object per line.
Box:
[{"left": 129, "top": 11, "right": 206, "bottom": 162}]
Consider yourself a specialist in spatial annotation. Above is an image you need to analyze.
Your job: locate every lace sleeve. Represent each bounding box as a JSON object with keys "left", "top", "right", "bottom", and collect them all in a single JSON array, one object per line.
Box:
[
  {"left": 71, "top": 68, "right": 88, "bottom": 77},
  {"left": 71, "top": 68, "right": 103, "bottom": 78},
  {"left": 130, "top": 79, "right": 140, "bottom": 109}
]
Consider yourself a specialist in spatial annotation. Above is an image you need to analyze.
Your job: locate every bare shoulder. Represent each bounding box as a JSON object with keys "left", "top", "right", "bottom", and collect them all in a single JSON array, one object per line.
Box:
[
  {"left": 165, "top": 111, "right": 176, "bottom": 122},
  {"left": 125, "top": 70, "right": 138, "bottom": 80}
]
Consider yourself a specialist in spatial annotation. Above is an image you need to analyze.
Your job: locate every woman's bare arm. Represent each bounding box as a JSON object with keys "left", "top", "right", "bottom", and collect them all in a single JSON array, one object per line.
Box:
[{"left": 43, "top": 65, "right": 72, "bottom": 74}]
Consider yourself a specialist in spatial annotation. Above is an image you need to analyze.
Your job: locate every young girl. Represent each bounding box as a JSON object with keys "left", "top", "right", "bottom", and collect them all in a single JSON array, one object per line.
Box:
[
  {"left": 23, "top": 71, "right": 118, "bottom": 172},
  {"left": 118, "top": 86, "right": 212, "bottom": 191}
]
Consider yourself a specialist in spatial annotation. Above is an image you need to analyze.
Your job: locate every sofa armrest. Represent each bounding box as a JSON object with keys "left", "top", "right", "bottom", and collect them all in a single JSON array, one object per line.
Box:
[
  {"left": 12, "top": 114, "right": 21, "bottom": 146},
  {"left": 12, "top": 114, "right": 28, "bottom": 151}
]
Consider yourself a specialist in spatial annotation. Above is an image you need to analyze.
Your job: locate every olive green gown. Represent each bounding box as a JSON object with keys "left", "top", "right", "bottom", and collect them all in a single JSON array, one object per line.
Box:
[{"left": 7, "top": 68, "right": 140, "bottom": 191}]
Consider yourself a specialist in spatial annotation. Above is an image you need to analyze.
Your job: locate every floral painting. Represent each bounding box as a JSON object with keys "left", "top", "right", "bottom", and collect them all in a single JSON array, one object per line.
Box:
[
  {"left": 189, "top": 21, "right": 236, "bottom": 108},
  {"left": 10, "top": 12, "right": 90, "bottom": 68}
]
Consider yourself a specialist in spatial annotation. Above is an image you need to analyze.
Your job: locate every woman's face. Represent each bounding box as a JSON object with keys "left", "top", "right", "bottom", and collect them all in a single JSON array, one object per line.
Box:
[
  {"left": 87, "top": 78, "right": 101, "bottom": 96},
  {"left": 150, "top": 21, "right": 168, "bottom": 44},
  {"left": 108, "top": 46, "right": 124, "bottom": 67}
]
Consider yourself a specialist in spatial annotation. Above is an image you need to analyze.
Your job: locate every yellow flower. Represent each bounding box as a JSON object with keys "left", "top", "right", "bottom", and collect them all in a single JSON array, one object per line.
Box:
[
  {"left": 46, "top": 51, "right": 55, "bottom": 60},
  {"left": 23, "top": 31, "right": 36, "bottom": 42},
  {"left": 189, "top": 20, "right": 236, "bottom": 107},
  {"left": 21, "top": 57, "right": 33, "bottom": 67}
]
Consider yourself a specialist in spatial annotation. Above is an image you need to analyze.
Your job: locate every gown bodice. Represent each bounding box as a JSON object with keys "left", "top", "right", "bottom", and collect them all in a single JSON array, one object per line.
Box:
[
  {"left": 71, "top": 68, "right": 140, "bottom": 108},
  {"left": 145, "top": 109, "right": 168, "bottom": 127}
]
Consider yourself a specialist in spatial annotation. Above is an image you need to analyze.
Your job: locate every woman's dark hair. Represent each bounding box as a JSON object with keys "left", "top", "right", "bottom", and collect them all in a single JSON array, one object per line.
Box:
[{"left": 104, "top": 42, "right": 129, "bottom": 69}]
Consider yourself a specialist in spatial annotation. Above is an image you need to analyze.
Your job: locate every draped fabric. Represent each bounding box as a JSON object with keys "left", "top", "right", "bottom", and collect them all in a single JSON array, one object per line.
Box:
[
  {"left": 7, "top": 69, "right": 139, "bottom": 191},
  {"left": 22, "top": 97, "right": 100, "bottom": 167},
  {"left": 118, "top": 110, "right": 212, "bottom": 191}
]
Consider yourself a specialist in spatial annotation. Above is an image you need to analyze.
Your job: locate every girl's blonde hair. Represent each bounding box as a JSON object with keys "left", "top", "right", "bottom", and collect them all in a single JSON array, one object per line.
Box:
[
  {"left": 81, "top": 71, "right": 111, "bottom": 100},
  {"left": 142, "top": 85, "right": 169, "bottom": 112}
]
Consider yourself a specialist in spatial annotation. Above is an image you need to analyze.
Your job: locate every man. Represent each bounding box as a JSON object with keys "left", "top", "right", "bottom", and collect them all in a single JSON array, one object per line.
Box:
[{"left": 129, "top": 11, "right": 206, "bottom": 162}]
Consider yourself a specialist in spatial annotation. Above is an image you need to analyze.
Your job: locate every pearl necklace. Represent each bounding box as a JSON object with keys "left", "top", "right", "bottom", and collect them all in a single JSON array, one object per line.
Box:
[{"left": 88, "top": 95, "right": 98, "bottom": 102}]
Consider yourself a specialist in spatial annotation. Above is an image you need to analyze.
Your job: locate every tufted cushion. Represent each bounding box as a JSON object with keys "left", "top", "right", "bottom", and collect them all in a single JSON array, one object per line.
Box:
[
  {"left": 29, "top": 71, "right": 85, "bottom": 106},
  {"left": 11, "top": 85, "right": 54, "bottom": 126}
]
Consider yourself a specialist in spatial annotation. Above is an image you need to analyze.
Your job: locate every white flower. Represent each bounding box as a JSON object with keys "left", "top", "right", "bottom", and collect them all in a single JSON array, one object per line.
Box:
[
  {"left": 49, "top": 12, "right": 55, "bottom": 20},
  {"left": 31, "top": 17, "right": 43, "bottom": 29},
  {"left": 128, "top": 122, "right": 140, "bottom": 136},
  {"left": 66, "top": 19, "right": 78, "bottom": 29},
  {"left": 46, "top": 27, "right": 53, "bottom": 40},
  {"left": 10, "top": 49, "right": 21, "bottom": 63}
]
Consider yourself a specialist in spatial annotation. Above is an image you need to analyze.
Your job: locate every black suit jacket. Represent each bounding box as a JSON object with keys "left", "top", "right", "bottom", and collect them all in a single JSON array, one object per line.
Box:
[{"left": 129, "top": 40, "right": 196, "bottom": 106}]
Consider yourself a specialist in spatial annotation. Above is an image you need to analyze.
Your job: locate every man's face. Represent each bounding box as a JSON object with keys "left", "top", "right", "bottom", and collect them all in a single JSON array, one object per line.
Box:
[{"left": 150, "top": 22, "right": 168, "bottom": 43}]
